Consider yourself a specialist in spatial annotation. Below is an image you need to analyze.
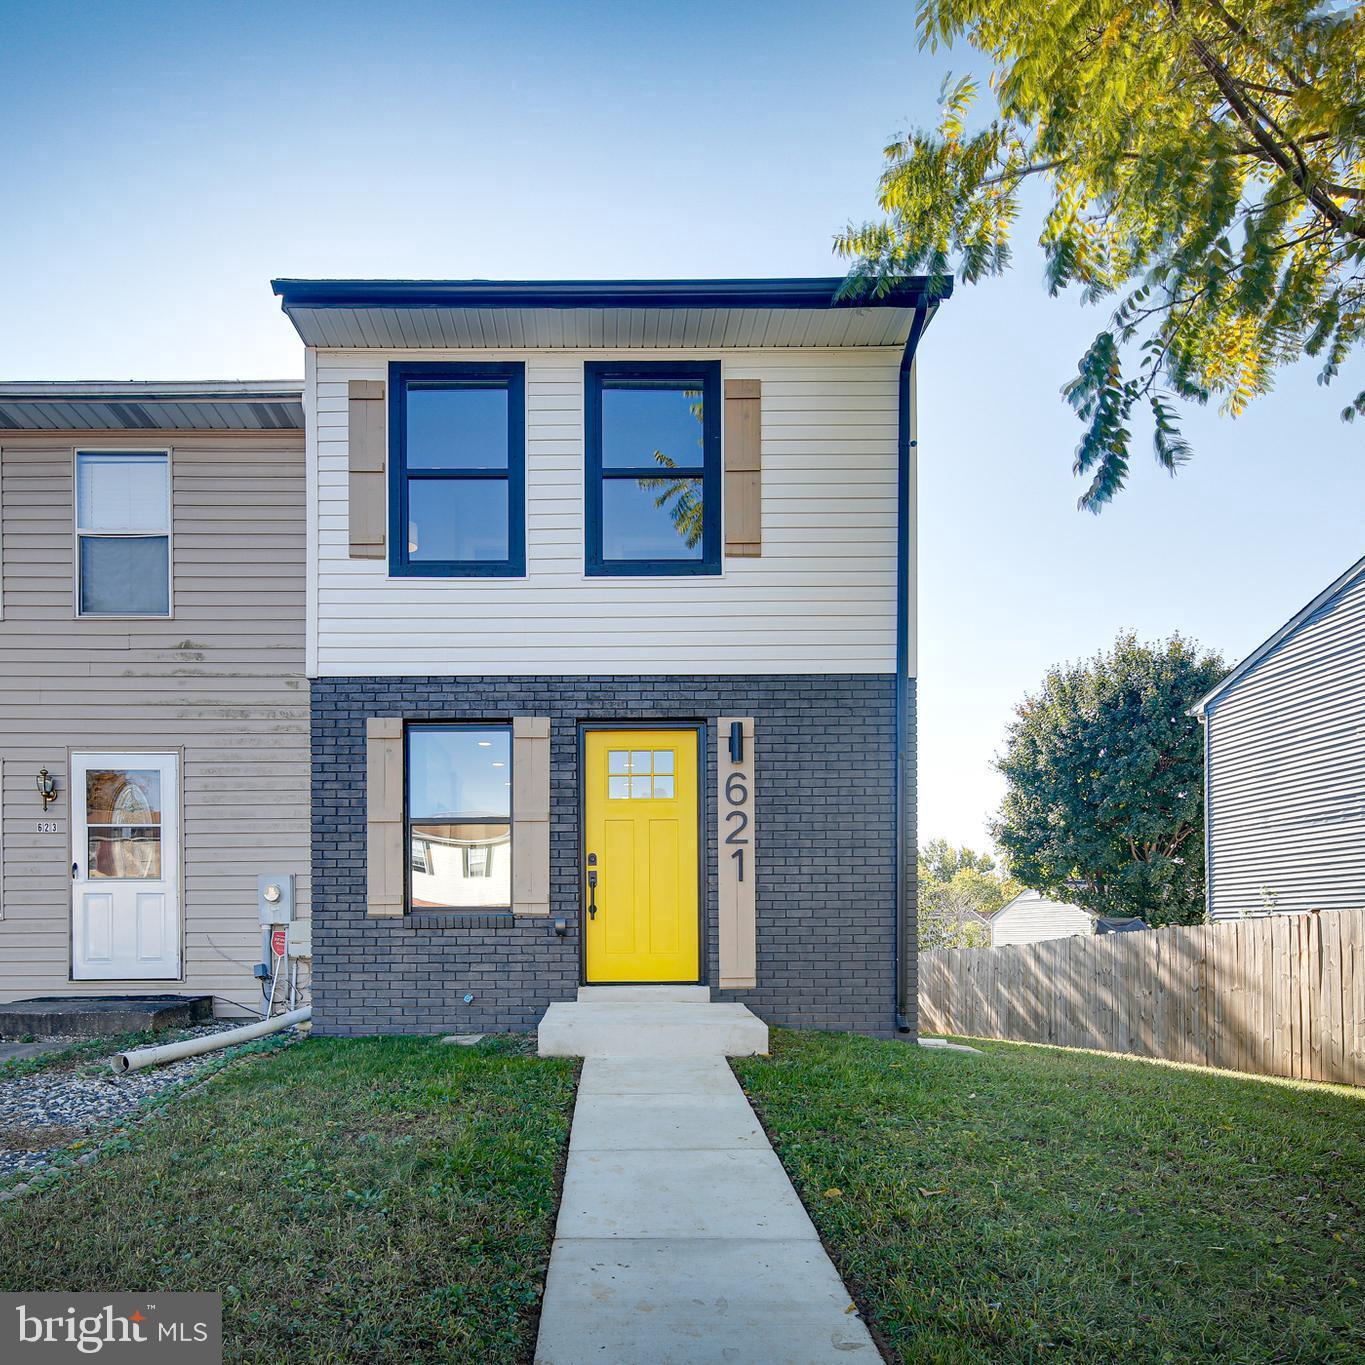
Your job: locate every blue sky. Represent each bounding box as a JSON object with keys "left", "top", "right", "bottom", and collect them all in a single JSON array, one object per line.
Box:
[{"left": 4, "top": 0, "right": 1362, "bottom": 852}]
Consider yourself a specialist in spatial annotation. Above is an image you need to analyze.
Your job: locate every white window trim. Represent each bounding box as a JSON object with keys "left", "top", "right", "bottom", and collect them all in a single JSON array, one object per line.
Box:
[{"left": 72, "top": 446, "right": 174, "bottom": 619}]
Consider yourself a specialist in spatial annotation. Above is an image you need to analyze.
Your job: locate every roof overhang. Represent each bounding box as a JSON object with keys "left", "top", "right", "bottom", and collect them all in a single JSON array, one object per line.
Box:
[
  {"left": 270, "top": 276, "right": 951, "bottom": 350},
  {"left": 1189, "top": 551, "right": 1365, "bottom": 716},
  {"left": 0, "top": 381, "right": 304, "bottom": 433}
]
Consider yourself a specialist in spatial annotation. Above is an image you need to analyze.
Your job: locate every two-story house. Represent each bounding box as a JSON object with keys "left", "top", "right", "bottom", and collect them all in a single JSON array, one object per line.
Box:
[
  {"left": 273, "top": 276, "right": 948, "bottom": 1037},
  {"left": 0, "top": 383, "right": 311, "bottom": 1018}
]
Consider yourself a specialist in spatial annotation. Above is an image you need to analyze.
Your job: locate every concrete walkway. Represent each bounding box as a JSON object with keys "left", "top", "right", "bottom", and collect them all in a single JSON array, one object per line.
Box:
[{"left": 535, "top": 1055, "right": 878, "bottom": 1364}]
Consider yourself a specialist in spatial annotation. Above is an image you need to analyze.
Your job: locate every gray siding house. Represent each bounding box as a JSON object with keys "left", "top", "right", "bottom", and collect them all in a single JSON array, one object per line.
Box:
[
  {"left": 0, "top": 384, "right": 311, "bottom": 1016},
  {"left": 1191, "top": 553, "right": 1365, "bottom": 920},
  {"left": 276, "top": 276, "right": 949, "bottom": 1038}
]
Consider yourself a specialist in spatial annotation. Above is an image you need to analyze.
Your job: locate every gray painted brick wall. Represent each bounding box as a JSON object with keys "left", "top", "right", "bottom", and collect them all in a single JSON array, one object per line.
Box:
[{"left": 310, "top": 674, "right": 913, "bottom": 1037}]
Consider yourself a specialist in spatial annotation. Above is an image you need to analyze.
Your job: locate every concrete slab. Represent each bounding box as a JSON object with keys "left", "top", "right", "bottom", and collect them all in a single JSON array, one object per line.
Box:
[
  {"left": 576, "top": 985, "right": 711, "bottom": 1004},
  {"left": 536, "top": 1237, "right": 878, "bottom": 1364},
  {"left": 538, "top": 1001, "right": 768, "bottom": 1059},
  {"left": 0, "top": 995, "right": 213, "bottom": 1041},
  {"left": 569, "top": 1092, "right": 767, "bottom": 1151},
  {"left": 918, "top": 1037, "right": 983, "bottom": 1054},
  {"left": 575, "top": 1057, "right": 739, "bottom": 1098},
  {"left": 557, "top": 1148, "right": 818, "bottom": 1241}
]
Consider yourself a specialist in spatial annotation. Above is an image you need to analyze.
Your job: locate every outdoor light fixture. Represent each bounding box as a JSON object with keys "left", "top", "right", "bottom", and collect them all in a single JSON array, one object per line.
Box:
[
  {"left": 36, "top": 767, "right": 57, "bottom": 810},
  {"left": 728, "top": 721, "right": 744, "bottom": 764}
]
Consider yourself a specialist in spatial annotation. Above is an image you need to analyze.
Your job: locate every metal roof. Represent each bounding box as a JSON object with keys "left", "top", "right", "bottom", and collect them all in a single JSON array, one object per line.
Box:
[
  {"left": 1189, "top": 551, "right": 1365, "bottom": 715},
  {"left": 0, "top": 381, "right": 304, "bottom": 433},
  {"left": 270, "top": 276, "right": 951, "bottom": 350}
]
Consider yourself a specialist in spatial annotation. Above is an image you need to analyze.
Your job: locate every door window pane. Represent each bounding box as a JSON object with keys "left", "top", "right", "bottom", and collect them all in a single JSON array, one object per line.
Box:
[
  {"left": 86, "top": 769, "right": 162, "bottom": 825},
  {"left": 405, "top": 386, "right": 509, "bottom": 470},
  {"left": 601, "top": 385, "right": 705, "bottom": 471},
  {"left": 406, "top": 478, "right": 509, "bottom": 563},
  {"left": 654, "top": 751, "right": 674, "bottom": 773},
  {"left": 76, "top": 453, "right": 168, "bottom": 531},
  {"left": 87, "top": 826, "right": 162, "bottom": 879},
  {"left": 79, "top": 536, "right": 170, "bottom": 615},
  {"left": 601, "top": 477, "right": 704, "bottom": 562}
]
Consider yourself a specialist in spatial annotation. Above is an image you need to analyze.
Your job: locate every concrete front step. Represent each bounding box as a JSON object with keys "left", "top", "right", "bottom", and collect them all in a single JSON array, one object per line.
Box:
[
  {"left": 576, "top": 985, "right": 711, "bottom": 1004},
  {"left": 0, "top": 994, "right": 213, "bottom": 1041},
  {"left": 538, "top": 1001, "right": 768, "bottom": 1058}
]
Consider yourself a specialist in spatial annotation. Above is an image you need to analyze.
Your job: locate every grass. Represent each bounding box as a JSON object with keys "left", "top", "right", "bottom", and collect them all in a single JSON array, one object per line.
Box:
[
  {"left": 0, "top": 1035, "right": 577, "bottom": 1364},
  {"left": 734, "top": 1031, "right": 1365, "bottom": 1364},
  {"left": 0, "top": 1027, "right": 193, "bottom": 1079}
]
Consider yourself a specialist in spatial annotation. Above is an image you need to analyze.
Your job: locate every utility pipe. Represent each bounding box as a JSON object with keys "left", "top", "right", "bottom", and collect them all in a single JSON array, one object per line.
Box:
[{"left": 111, "top": 1006, "right": 311, "bottom": 1073}]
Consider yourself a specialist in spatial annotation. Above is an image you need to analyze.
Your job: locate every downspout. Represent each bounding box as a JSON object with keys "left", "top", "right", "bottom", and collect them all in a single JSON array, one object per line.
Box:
[{"left": 894, "top": 300, "right": 930, "bottom": 1034}]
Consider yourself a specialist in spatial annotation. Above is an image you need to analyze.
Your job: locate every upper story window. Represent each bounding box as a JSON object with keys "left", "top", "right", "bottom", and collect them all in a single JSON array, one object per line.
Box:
[
  {"left": 75, "top": 451, "right": 171, "bottom": 616},
  {"left": 585, "top": 361, "right": 721, "bottom": 576},
  {"left": 389, "top": 362, "right": 526, "bottom": 577},
  {"left": 406, "top": 724, "right": 511, "bottom": 911}
]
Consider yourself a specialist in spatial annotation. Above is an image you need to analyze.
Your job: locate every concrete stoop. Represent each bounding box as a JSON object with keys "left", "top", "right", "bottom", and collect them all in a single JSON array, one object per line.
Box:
[
  {"left": 537, "top": 986, "right": 769, "bottom": 1058},
  {"left": 0, "top": 994, "right": 214, "bottom": 1041}
]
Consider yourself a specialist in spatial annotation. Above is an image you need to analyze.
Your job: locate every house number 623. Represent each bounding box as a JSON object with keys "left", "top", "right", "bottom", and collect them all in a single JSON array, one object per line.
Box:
[{"left": 724, "top": 771, "right": 750, "bottom": 881}]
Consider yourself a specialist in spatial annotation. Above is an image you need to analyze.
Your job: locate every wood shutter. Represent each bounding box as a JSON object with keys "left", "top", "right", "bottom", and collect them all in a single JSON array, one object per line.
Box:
[
  {"left": 724, "top": 378, "right": 761, "bottom": 557},
  {"left": 348, "top": 380, "right": 386, "bottom": 559},
  {"left": 365, "top": 717, "right": 404, "bottom": 917},
  {"left": 512, "top": 717, "right": 551, "bottom": 916}
]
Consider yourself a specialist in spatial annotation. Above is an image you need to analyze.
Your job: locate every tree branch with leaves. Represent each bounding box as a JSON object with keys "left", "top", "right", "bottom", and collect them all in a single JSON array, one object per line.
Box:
[{"left": 837, "top": 0, "right": 1365, "bottom": 508}]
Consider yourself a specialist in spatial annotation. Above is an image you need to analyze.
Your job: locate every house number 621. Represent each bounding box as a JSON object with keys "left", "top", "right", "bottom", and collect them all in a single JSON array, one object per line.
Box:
[{"left": 724, "top": 771, "right": 750, "bottom": 881}]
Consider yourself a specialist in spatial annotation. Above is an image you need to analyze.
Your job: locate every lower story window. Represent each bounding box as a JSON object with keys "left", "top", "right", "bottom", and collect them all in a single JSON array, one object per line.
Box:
[{"left": 406, "top": 723, "right": 511, "bottom": 911}]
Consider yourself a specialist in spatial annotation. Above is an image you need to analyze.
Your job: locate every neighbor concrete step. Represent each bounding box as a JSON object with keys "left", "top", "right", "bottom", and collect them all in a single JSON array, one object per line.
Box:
[
  {"left": 576, "top": 985, "right": 711, "bottom": 1004},
  {"left": 538, "top": 1001, "right": 768, "bottom": 1059},
  {"left": 0, "top": 994, "right": 213, "bottom": 1041}
]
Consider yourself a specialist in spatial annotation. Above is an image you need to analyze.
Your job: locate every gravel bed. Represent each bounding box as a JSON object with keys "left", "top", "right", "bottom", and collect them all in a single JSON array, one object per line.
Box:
[{"left": 0, "top": 1021, "right": 259, "bottom": 1183}]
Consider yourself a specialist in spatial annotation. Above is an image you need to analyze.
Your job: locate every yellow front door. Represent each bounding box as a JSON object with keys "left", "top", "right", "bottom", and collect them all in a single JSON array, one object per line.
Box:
[{"left": 584, "top": 729, "right": 700, "bottom": 983}]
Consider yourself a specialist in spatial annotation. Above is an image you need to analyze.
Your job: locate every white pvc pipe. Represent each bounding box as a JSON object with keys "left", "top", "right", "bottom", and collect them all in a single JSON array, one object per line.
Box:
[{"left": 111, "top": 1006, "right": 311, "bottom": 1073}]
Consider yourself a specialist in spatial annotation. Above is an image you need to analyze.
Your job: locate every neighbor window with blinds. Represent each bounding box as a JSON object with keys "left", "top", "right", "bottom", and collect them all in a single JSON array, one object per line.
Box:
[
  {"left": 75, "top": 451, "right": 171, "bottom": 616},
  {"left": 406, "top": 724, "right": 512, "bottom": 911},
  {"left": 389, "top": 362, "right": 526, "bottom": 577},
  {"left": 584, "top": 361, "right": 721, "bottom": 576}
]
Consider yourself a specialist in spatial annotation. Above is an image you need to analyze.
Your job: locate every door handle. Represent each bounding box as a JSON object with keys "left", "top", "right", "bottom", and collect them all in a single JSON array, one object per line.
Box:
[
  {"left": 586, "top": 868, "right": 598, "bottom": 920},
  {"left": 71, "top": 862, "right": 79, "bottom": 880}
]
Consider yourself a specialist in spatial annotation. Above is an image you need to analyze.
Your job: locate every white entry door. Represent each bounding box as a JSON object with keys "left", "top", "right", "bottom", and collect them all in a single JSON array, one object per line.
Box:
[{"left": 71, "top": 752, "right": 180, "bottom": 980}]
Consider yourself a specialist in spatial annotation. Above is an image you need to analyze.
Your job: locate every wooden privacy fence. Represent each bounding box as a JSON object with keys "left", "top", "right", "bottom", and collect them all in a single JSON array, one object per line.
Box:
[{"left": 919, "top": 907, "right": 1365, "bottom": 1087}]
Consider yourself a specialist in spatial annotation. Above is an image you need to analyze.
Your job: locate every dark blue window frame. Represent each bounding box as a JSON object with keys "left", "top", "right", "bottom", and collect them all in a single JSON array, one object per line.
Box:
[
  {"left": 388, "top": 361, "right": 526, "bottom": 577},
  {"left": 584, "top": 360, "right": 722, "bottom": 577}
]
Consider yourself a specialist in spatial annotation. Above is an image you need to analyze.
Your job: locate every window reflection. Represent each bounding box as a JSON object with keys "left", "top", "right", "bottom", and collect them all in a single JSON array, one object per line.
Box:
[{"left": 407, "top": 726, "right": 512, "bottom": 910}]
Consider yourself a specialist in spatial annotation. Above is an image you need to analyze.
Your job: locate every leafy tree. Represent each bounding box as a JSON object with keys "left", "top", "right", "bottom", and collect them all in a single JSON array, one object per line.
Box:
[
  {"left": 991, "top": 631, "right": 1225, "bottom": 926},
  {"left": 837, "top": 1, "right": 1365, "bottom": 509},
  {"left": 918, "top": 843, "right": 1022, "bottom": 948},
  {"left": 920, "top": 836, "right": 999, "bottom": 881}
]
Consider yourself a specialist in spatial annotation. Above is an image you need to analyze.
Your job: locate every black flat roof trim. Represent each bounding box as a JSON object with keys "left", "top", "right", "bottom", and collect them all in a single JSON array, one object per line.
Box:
[{"left": 271, "top": 276, "right": 953, "bottom": 311}]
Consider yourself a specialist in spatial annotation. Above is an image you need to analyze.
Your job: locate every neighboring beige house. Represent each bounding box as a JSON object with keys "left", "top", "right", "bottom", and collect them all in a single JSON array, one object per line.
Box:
[
  {"left": 0, "top": 383, "right": 310, "bottom": 1016},
  {"left": 990, "top": 888, "right": 1147, "bottom": 947}
]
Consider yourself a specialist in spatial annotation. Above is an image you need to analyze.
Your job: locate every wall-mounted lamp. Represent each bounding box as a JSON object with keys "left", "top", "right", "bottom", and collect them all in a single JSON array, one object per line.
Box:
[
  {"left": 728, "top": 722, "right": 745, "bottom": 764},
  {"left": 36, "top": 768, "right": 57, "bottom": 811}
]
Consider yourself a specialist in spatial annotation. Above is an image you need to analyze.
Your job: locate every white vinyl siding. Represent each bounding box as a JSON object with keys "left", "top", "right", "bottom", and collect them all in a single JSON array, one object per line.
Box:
[
  {"left": 311, "top": 347, "right": 902, "bottom": 676},
  {"left": 991, "top": 890, "right": 1092, "bottom": 946},
  {"left": 1205, "top": 567, "right": 1365, "bottom": 920}
]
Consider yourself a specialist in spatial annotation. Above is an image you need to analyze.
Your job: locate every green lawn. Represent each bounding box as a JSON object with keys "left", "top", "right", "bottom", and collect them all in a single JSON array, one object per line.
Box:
[
  {"left": 735, "top": 1031, "right": 1365, "bottom": 1364},
  {"left": 0, "top": 1036, "right": 576, "bottom": 1364}
]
